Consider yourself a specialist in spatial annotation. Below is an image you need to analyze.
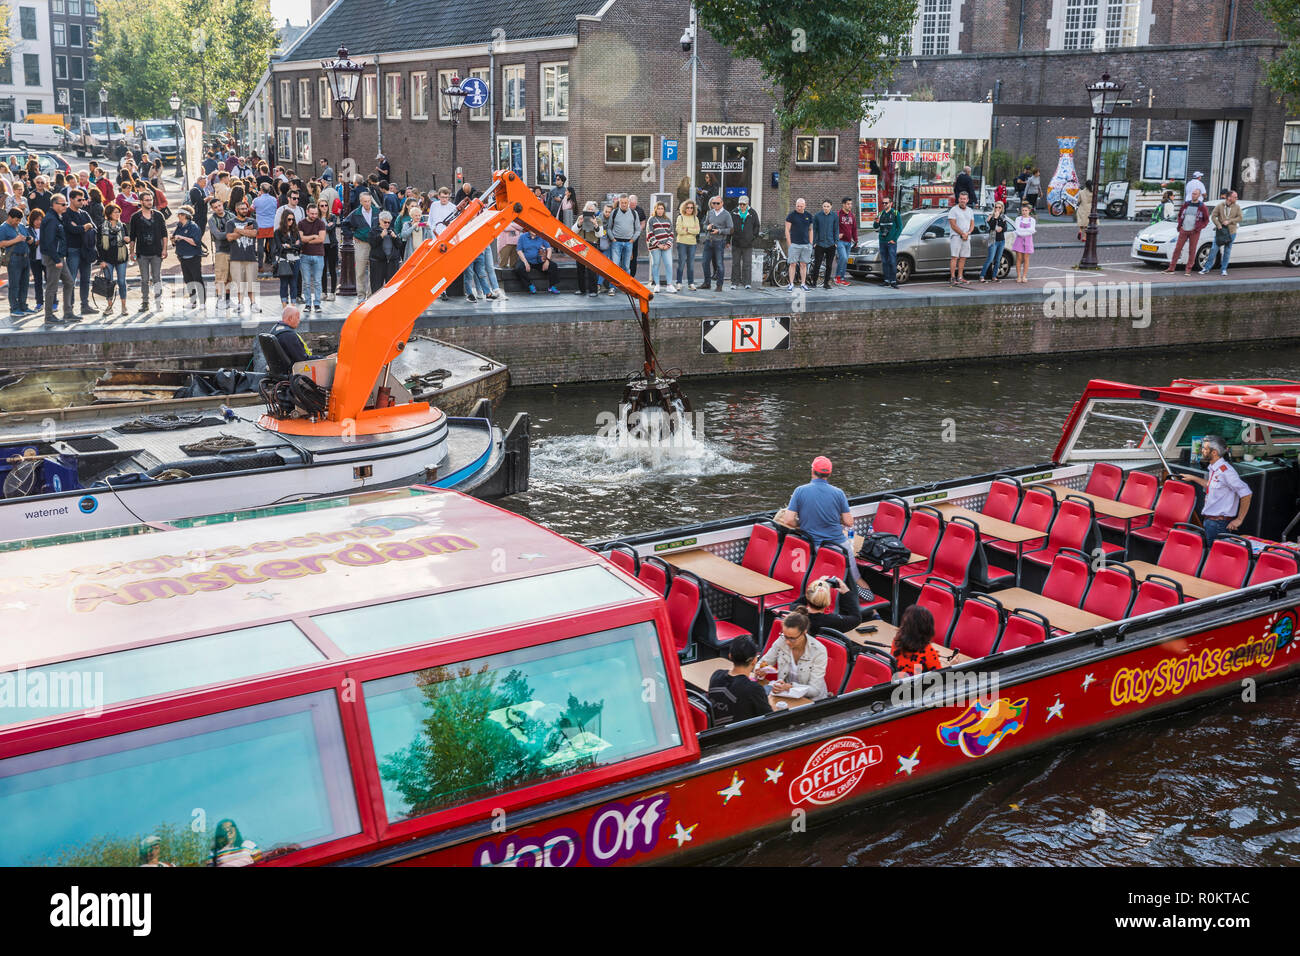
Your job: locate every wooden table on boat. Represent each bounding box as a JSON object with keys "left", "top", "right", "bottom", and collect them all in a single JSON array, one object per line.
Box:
[
  {"left": 677, "top": 658, "right": 811, "bottom": 709},
  {"left": 1125, "top": 561, "right": 1235, "bottom": 600},
  {"left": 660, "top": 549, "right": 789, "bottom": 597},
  {"left": 1042, "top": 484, "right": 1154, "bottom": 522},
  {"left": 996, "top": 587, "right": 1113, "bottom": 633},
  {"left": 932, "top": 504, "right": 1047, "bottom": 546},
  {"left": 844, "top": 621, "right": 973, "bottom": 666}
]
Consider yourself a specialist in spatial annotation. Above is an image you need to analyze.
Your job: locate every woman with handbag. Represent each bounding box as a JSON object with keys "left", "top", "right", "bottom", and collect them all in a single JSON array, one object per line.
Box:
[
  {"left": 97, "top": 203, "right": 131, "bottom": 316},
  {"left": 317, "top": 198, "right": 338, "bottom": 302},
  {"left": 172, "top": 205, "right": 205, "bottom": 311},
  {"left": 272, "top": 214, "right": 302, "bottom": 307}
]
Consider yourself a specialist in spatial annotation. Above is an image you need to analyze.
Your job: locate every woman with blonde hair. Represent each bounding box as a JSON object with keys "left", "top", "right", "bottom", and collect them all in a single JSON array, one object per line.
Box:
[{"left": 674, "top": 199, "right": 700, "bottom": 290}]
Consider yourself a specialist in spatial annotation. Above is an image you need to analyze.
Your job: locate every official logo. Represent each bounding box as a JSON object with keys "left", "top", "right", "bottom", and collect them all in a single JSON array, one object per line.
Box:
[
  {"left": 77, "top": 496, "right": 98, "bottom": 514},
  {"left": 788, "top": 736, "right": 881, "bottom": 806}
]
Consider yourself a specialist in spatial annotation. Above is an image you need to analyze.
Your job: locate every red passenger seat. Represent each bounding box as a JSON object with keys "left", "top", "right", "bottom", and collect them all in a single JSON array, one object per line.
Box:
[
  {"left": 997, "top": 609, "right": 1050, "bottom": 651},
  {"left": 637, "top": 556, "right": 671, "bottom": 596},
  {"left": 981, "top": 479, "right": 1022, "bottom": 535},
  {"left": 816, "top": 635, "right": 849, "bottom": 697},
  {"left": 1199, "top": 535, "right": 1252, "bottom": 588},
  {"left": 1081, "top": 564, "right": 1136, "bottom": 619},
  {"left": 1130, "top": 574, "right": 1185, "bottom": 615},
  {"left": 901, "top": 517, "right": 978, "bottom": 594},
  {"left": 604, "top": 545, "right": 638, "bottom": 576},
  {"left": 881, "top": 507, "right": 943, "bottom": 576},
  {"left": 1098, "top": 471, "right": 1160, "bottom": 532},
  {"left": 989, "top": 486, "right": 1055, "bottom": 555},
  {"left": 686, "top": 692, "right": 711, "bottom": 733},
  {"left": 1023, "top": 498, "right": 1095, "bottom": 571},
  {"left": 1246, "top": 546, "right": 1300, "bottom": 586},
  {"left": 947, "top": 593, "right": 1004, "bottom": 659},
  {"left": 915, "top": 578, "right": 961, "bottom": 646},
  {"left": 1156, "top": 523, "right": 1206, "bottom": 576},
  {"left": 1129, "top": 479, "right": 1197, "bottom": 547},
  {"left": 665, "top": 573, "right": 704, "bottom": 653},
  {"left": 871, "top": 497, "right": 909, "bottom": 537},
  {"left": 749, "top": 532, "right": 813, "bottom": 609},
  {"left": 842, "top": 649, "right": 896, "bottom": 693},
  {"left": 741, "top": 523, "right": 781, "bottom": 576},
  {"left": 1085, "top": 462, "right": 1124, "bottom": 500},
  {"left": 1042, "top": 548, "right": 1092, "bottom": 607}
]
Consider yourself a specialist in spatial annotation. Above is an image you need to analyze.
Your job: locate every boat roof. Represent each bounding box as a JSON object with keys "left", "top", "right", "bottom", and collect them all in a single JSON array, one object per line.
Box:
[
  {"left": 1054, "top": 378, "right": 1300, "bottom": 461},
  {"left": 0, "top": 488, "right": 624, "bottom": 672}
]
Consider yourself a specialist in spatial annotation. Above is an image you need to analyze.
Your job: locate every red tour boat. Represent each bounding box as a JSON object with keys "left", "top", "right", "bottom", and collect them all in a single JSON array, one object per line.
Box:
[{"left": 1, "top": 378, "right": 1299, "bottom": 866}]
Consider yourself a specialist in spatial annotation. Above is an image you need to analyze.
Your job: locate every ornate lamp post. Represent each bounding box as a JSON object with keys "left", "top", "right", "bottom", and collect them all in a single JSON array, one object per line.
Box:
[
  {"left": 322, "top": 45, "right": 366, "bottom": 296},
  {"left": 1079, "top": 72, "right": 1124, "bottom": 271},
  {"left": 169, "top": 93, "right": 184, "bottom": 180},
  {"left": 226, "top": 91, "right": 241, "bottom": 156},
  {"left": 441, "top": 76, "right": 467, "bottom": 192}
]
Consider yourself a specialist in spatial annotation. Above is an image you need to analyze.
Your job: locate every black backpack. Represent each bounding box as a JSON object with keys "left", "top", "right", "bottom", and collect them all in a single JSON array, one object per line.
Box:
[{"left": 860, "top": 531, "right": 910, "bottom": 570}]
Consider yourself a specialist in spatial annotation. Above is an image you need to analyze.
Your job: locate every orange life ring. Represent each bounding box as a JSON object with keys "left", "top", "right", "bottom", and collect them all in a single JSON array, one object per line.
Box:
[
  {"left": 1188, "top": 384, "right": 1266, "bottom": 404},
  {"left": 1257, "top": 394, "right": 1300, "bottom": 415}
]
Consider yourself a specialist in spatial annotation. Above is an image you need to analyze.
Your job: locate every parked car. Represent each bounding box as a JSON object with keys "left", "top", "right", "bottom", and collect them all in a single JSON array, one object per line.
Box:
[
  {"left": 72, "top": 117, "right": 127, "bottom": 158},
  {"left": 845, "top": 209, "right": 1013, "bottom": 284},
  {"left": 131, "top": 120, "right": 180, "bottom": 162},
  {"left": 3, "top": 121, "right": 73, "bottom": 150},
  {"left": 1266, "top": 189, "right": 1300, "bottom": 211},
  {"left": 0, "top": 149, "right": 73, "bottom": 176},
  {"left": 1130, "top": 200, "right": 1300, "bottom": 270}
]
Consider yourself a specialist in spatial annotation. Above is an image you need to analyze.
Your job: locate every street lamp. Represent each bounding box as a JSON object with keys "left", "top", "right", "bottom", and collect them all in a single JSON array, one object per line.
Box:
[
  {"left": 441, "top": 76, "right": 467, "bottom": 192},
  {"left": 169, "top": 93, "right": 184, "bottom": 180},
  {"left": 98, "top": 86, "right": 116, "bottom": 166},
  {"left": 322, "top": 44, "right": 366, "bottom": 296},
  {"left": 227, "top": 91, "right": 241, "bottom": 156},
  {"left": 1079, "top": 72, "right": 1124, "bottom": 271}
]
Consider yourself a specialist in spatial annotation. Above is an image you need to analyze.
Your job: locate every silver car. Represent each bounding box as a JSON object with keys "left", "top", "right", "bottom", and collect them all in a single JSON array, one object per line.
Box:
[{"left": 845, "top": 210, "right": 1013, "bottom": 284}]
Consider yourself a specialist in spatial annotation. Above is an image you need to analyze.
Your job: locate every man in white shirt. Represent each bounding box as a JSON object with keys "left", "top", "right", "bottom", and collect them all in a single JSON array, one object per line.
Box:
[
  {"left": 275, "top": 188, "right": 305, "bottom": 230},
  {"left": 947, "top": 191, "right": 975, "bottom": 286},
  {"left": 1184, "top": 172, "right": 1207, "bottom": 203},
  {"left": 1184, "top": 434, "right": 1251, "bottom": 542},
  {"left": 427, "top": 186, "right": 458, "bottom": 236}
]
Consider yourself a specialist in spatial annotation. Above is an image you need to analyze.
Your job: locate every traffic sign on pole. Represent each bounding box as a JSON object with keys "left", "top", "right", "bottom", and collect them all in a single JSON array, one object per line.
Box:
[
  {"left": 459, "top": 77, "right": 489, "bottom": 109},
  {"left": 662, "top": 138, "right": 678, "bottom": 162}
]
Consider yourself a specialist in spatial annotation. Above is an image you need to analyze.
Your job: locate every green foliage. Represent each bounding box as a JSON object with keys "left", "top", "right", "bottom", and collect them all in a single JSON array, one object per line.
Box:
[
  {"left": 1262, "top": 0, "right": 1300, "bottom": 110},
  {"left": 95, "top": 0, "right": 277, "bottom": 123},
  {"left": 695, "top": 0, "right": 917, "bottom": 210},
  {"left": 25, "top": 820, "right": 209, "bottom": 867},
  {"left": 988, "top": 148, "right": 1014, "bottom": 183},
  {"left": 1100, "top": 147, "right": 1127, "bottom": 183}
]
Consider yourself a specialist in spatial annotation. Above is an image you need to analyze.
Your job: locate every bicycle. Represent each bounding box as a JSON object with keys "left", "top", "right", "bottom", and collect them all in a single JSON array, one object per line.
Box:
[{"left": 757, "top": 234, "right": 788, "bottom": 287}]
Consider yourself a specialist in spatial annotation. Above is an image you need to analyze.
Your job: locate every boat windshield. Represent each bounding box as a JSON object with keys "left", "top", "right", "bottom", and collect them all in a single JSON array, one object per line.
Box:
[
  {"left": 363, "top": 621, "right": 680, "bottom": 822},
  {"left": 1064, "top": 399, "right": 1300, "bottom": 463}
]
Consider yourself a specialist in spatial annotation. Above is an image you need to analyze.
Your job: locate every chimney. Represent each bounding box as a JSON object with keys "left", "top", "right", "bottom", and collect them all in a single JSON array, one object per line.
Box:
[{"left": 310, "top": 0, "right": 333, "bottom": 22}]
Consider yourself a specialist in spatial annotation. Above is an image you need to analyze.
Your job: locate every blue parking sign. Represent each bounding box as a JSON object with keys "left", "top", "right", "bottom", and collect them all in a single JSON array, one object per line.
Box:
[
  {"left": 662, "top": 138, "right": 678, "bottom": 162},
  {"left": 459, "top": 77, "right": 489, "bottom": 109}
]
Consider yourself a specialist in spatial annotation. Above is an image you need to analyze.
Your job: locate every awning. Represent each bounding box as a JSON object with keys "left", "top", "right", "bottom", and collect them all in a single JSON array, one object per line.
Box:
[{"left": 861, "top": 101, "right": 993, "bottom": 141}]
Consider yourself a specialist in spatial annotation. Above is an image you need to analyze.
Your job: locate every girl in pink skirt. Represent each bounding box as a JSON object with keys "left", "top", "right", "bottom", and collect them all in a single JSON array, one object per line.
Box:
[{"left": 1011, "top": 201, "right": 1036, "bottom": 283}]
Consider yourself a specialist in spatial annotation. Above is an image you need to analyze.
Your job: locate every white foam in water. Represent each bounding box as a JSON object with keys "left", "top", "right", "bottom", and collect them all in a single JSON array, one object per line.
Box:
[{"left": 530, "top": 430, "right": 752, "bottom": 484}]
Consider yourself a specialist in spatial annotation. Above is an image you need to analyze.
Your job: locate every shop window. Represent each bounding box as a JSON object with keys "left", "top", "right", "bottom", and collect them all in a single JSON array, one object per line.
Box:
[
  {"left": 502, "top": 65, "right": 525, "bottom": 121},
  {"left": 1283, "top": 123, "right": 1300, "bottom": 181},
  {"left": 606, "top": 133, "right": 652, "bottom": 166},
  {"left": 795, "top": 135, "right": 838, "bottom": 166}
]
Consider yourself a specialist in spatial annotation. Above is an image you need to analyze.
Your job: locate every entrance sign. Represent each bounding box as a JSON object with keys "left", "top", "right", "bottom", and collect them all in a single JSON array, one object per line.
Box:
[{"left": 701, "top": 317, "right": 791, "bottom": 354}]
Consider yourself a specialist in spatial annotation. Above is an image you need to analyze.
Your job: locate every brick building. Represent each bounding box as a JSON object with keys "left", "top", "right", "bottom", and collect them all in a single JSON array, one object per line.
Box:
[
  {"left": 895, "top": 0, "right": 1299, "bottom": 199},
  {"left": 264, "top": 0, "right": 857, "bottom": 222},
  {"left": 48, "top": 0, "right": 99, "bottom": 123}
]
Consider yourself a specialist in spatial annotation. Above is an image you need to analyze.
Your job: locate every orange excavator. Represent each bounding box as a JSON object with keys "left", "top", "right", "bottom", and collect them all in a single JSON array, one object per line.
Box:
[{"left": 259, "top": 169, "right": 689, "bottom": 438}]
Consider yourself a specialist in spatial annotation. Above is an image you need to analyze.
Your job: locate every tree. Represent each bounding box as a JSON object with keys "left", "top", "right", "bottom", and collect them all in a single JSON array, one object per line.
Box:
[
  {"left": 1262, "top": 0, "right": 1300, "bottom": 110},
  {"left": 695, "top": 0, "right": 917, "bottom": 216}
]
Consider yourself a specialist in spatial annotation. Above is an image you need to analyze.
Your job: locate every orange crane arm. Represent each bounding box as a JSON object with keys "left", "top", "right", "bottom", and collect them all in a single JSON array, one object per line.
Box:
[{"left": 326, "top": 170, "right": 654, "bottom": 427}]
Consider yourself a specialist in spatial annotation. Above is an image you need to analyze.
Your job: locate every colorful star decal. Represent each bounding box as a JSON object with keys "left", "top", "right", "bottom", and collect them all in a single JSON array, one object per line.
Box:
[
  {"left": 1081, "top": 673, "right": 1095, "bottom": 691},
  {"left": 717, "top": 772, "right": 744, "bottom": 804},
  {"left": 764, "top": 762, "right": 784, "bottom": 784},
  {"left": 670, "top": 821, "right": 698, "bottom": 847},
  {"left": 896, "top": 746, "right": 920, "bottom": 776},
  {"left": 1046, "top": 697, "right": 1065, "bottom": 721}
]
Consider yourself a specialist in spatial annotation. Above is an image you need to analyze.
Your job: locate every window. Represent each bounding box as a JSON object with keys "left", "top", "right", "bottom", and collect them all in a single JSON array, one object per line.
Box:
[
  {"left": 19, "top": 7, "right": 36, "bottom": 40},
  {"left": 69, "top": 56, "right": 83, "bottom": 81},
  {"left": 295, "top": 127, "right": 311, "bottom": 165},
  {"left": 919, "top": 0, "right": 953, "bottom": 54},
  {"left": 298, "top": 78, "right": 311, "bottom": 118},
  {"left": 0, "top": 58, "right": 11, "bottom": 85},
  {"left": 795, "top": 134, "right": 838, "bottom": 165},
  {"left": 1059, "top": 0, "right": 1143, "bottom": 50},
  {"left": 410, "top": 71, "right": 428, "bottom": 119},
  {"left": 53, "top": 23, "right": 66, "bottom": 47},
  {"left": 1062, "top": 0, "right": 1100, "bottom": 49},
  {"left": 54, "top": 56, "right": 67, "bottom": 80},
  {"left": 23, "top": 55, "right": 40, "bottom": 88},
  {"left": 0, "top": 691, "right": 361, "bottom": 866},
  {"left": 279, "top": 79, "right": 292, "bottom": 118},
  {"left": 605, "top": 133, "right": 652, "bottom": 166},
  {"left": 468, "top": 67, "right": 489, "bottom": 121},
  {"left": 25, "top": 99, "right": 42, "bottom": 116},
  {"left": 0, "top": 99, "right": 13, "bottom": 123},
  {"left": 276, "top": 126, "right": 291, "bottom": 163},
  {"left": 1098, "top": 115, "right": 1131, "bottom": 181},
  {"left": 361, "top": 74, "right": 377, "bottom": 118},
  {"left": 313, "top": 565, "right": 640, "bottom": 656},
  {"left": 51, "top": 0, "right": 63, "bottom": 14},
  {"left": 1283, "top": 123, "right": 1300, "bottom": 181},
  {"left": 497, "top": 135, "right": 525, "bottom": 179},
  {"left": 56, "top": 88, "right": 69, "bottom": 110},
  {"left": 86, "top": 0, "right": 97, "bottom": 15},
  {"left": 385, "top": 72, "right": 402, "bottom": 119},
  {"left": 540, "top": 62, "right": 568, "bottom": 121},
  {"left": 318, "top": 77, "right": 331, "bottom": 118},
  {"left": 68, "top": 0, "right": 81, "bottom": 13},
  {"left": 86, "top": 25, "right": 96, "bottom": 47},
  {"left": 536, "top": 136, "right": 566, "bottom": 187},
  {"left": 1141, "top": 141, "right": 1187, "bottom": 181},
  {"left": 1103, "top": 0, "right": 1140, "bottom": 46},
  {"left": 436, "top": 69, "right": 457, "bottom": 121},
  {"left": 363, "top": 622, "right": 680, "bottom": 822},
  {"left": 0, "top": 624, "right": 321, "bottom": 728},
  {"left": 502, "top": 64, "right": 525, "bottom": 121},
  {"left": 69, "top": 23, "right": 82, "bottom": 47}
]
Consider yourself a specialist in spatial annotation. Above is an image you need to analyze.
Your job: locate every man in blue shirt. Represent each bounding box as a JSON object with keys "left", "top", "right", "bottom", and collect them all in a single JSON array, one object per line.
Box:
[
  {"left": 782, "top": 456, "right": 858, "bottom": 582},
  {"left": 512, "top": 230, "right": 559, "bottom": 293}
]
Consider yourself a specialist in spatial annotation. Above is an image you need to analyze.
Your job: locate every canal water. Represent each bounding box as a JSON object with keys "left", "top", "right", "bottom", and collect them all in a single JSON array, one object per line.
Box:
[{"left": 498, "top": 342, "right": 1300, "bottom": 865}]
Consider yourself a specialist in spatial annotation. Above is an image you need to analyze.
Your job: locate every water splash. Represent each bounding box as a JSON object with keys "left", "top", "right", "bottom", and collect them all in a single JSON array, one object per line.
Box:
[{"left": 529, "top": 431, "right": 752, "bottom": 485}]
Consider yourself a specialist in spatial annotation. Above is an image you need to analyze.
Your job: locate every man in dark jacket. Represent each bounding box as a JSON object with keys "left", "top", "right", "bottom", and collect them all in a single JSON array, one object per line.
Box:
[
  {"left": 544, "top": 174, "right": 567, "bottom": 217},
  {"left": 875, "top": 195, "right": 903, "bottom": 288},
  {"left": 61, "top": 189, "right": 97, "bottom": 316},
  {"left": 730, "top": 194, "right": 760, "bottom": 289},
  {"left": 835, "top": 197, "right": 859, "bottom": 286},
  {"left": 954, "top": 166, "right": 977, "bottom": 206},
  {"left": 809, "top": 199, "right": 839, "bottom": 290},
  {"left": 40, "top": 194, "right": 75, "bottom": 324}
]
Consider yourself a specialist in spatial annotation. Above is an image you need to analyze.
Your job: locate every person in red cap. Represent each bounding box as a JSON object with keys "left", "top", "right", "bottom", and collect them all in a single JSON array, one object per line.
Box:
[{"left": 781, "top": 456, "right": 858, "bottom": 585}]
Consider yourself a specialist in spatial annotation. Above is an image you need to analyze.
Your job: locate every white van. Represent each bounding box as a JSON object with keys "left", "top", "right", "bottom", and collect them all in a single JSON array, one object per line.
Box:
[
  {"left": 132, "top": 120, "right": 180, "bottom": 161},
  {"left": 73, "top": 117, "right": 126, "bottom": 157},
  {"left": 4, "top": 122, "right": 71, "bottom": 150}
]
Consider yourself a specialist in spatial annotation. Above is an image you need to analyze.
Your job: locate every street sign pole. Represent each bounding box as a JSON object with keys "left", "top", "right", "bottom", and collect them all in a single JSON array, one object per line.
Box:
[{"left": 660, "top": 136, "right": 665, "bottom": 195}]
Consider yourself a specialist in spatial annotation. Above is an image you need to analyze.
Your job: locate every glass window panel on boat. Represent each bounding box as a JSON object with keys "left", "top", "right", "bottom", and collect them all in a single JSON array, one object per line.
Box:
[
  {"left": 1070, "top": 401, "right": 1300, "bottom": 461},
  {"left": 0, "top": 691, "right": 360, "bottom": 866},
  {"left": 363, "top": 622, "right": 679, "bottom": 821},
  {"left": 0, "top": 622, "right": 323, "bottom": 728},
  {"left": 313, "top": 564, "right": 643, "bottom": 656}
]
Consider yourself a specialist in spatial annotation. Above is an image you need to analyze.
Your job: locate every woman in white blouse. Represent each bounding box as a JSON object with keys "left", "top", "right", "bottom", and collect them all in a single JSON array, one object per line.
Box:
[{"left": 758, "top": 611, "right": 829, "bottom": 701}]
